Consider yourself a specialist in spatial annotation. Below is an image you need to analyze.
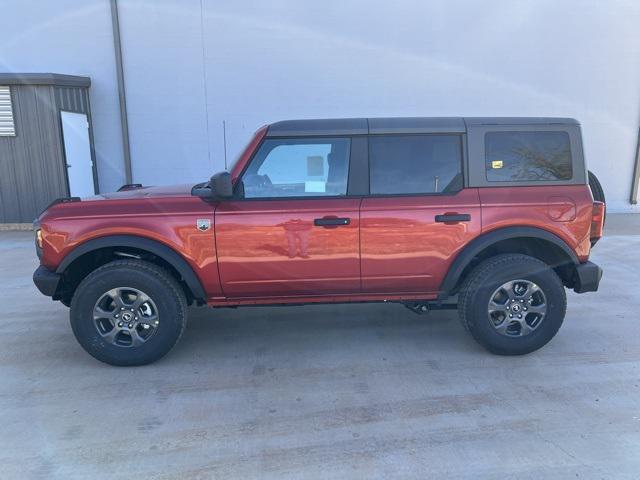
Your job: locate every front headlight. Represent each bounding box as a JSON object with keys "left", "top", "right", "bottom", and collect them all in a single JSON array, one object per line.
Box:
[{"left": 36, "top": 229, "right": 43, "bottom": 249}]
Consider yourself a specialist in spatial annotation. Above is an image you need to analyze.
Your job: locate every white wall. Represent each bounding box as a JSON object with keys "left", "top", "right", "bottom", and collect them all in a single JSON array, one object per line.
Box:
[
  {"left": 118, "top": 0, "right": 211, "bottom": 183},
  {"left": 1, "top": 0, "right": 126, "bottom": 193},
  {"left": 3, "top": 0, "right": 640, "bottom": 210},
  {"left": 120, "top": 0, "right": 640, "bottom": 211}
]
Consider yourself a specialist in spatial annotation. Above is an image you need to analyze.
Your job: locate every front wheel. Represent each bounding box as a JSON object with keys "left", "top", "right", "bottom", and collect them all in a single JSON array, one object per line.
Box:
[
  {"left": 70, "top": 260, "right": 188, "bottom": 366},
  {"left": 458, "top": 254, "right": 567, "bottom": 355}
]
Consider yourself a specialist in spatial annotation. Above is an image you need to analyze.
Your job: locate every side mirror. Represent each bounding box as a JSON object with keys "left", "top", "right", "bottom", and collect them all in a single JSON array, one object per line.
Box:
[
  {"left": 211, "top": 171, "right": 233, "bottom": 198},
  {"left": 191, "top": 171, "right": 234, "bottom": 199}
]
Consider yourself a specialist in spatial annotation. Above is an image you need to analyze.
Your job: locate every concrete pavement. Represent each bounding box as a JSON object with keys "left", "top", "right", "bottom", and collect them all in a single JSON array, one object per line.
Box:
[{"left": 1, "top": 215, "right": 639, "bottom": 479}]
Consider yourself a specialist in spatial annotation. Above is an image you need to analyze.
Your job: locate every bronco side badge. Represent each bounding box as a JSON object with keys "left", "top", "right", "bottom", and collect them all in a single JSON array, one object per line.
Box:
[{"left": 196, "top": 219, "right": 211, "bottom": 232}]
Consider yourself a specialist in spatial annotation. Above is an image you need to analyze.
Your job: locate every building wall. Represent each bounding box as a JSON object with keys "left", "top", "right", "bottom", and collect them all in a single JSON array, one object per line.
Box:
[
  {"left": 2, "top": 0, "right": 640, "bottom": 211},
  {"left": 0, "top": 86, "right": 69, "bottom": 222},
  {"left": 1, "top": 0, "right": 125, "bottom": 193}
]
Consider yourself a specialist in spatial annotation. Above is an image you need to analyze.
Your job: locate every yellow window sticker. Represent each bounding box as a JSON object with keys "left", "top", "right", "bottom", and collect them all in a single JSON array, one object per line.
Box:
[{"left": 491, "top": 160, "right": 503, "bottom": 169}]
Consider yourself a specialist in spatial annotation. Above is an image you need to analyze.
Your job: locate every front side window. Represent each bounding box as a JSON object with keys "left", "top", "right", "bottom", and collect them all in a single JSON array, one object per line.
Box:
[
  {"left": 369, "top": 135, "right": 463, "bottom": 195},
  {"left": 242, "top": 138, "right": 350, "bottom": 198},
  {"left": 485, "top": 131, "right": 572, "bottom": 182}
]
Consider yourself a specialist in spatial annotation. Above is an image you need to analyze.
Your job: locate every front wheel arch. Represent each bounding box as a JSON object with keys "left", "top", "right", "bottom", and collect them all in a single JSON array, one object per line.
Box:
[{"left": 55, "top": 235, "right": 207, "bottom": 305}]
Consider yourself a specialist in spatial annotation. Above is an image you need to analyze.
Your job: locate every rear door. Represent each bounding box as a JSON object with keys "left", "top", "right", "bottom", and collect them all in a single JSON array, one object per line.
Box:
[
  {"left": 215, "top": 136, "right": 363, "bottom": 298},
  {"left": 360, "top": 134, "right": 481, "bottom": 294}
]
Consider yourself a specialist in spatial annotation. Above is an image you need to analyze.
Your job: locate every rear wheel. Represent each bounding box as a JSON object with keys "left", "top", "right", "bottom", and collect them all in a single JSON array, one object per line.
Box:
[
  {"left": 70, "top": 260, "right": 187, "bottom": 366},
  {"left": 458, "top": 254, "right": 566, "bottom": 355}
]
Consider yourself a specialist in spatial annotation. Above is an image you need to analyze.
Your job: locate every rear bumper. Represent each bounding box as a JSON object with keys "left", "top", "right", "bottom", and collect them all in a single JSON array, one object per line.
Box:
[
  {"left": 33, "top": 265, "right": 61, "bottom": 297},
  {"left": 573, "top": 261, "right": 602, "bottom": 293}
]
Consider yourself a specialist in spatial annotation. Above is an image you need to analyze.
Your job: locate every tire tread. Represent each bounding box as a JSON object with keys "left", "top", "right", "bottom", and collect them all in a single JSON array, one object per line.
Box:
[
  {"left": 71, "top": 259, "right": 187, "bottom": 365},
  {"left": 457, "top": 253, "right": 566, "bottom": 353}
]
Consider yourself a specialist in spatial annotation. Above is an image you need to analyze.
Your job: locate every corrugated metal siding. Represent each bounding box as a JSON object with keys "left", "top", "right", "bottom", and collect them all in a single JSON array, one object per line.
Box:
[
  {"left": 0, "top": 85, "right": 68, "bottom": 222},
  {"left": 54, "top": 87, "right": 89, "bottom": 113},
  {"left": 0, "top": 86, "right": 16, "bottom": 136}
]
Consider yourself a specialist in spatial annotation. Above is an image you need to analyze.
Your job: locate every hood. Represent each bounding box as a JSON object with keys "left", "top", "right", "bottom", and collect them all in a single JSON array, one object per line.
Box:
[
  {"left": 37, "top": 183, "right": 206, "bottom": 222},
  {"left": 87, "top": 184, "right": 195, "bottom": 201}
]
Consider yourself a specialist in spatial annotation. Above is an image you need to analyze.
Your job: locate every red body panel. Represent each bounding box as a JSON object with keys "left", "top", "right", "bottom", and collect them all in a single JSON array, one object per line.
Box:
[
  {"left": 479, "top": 185, "right": 593, "bottom": 262},
  {"left": 360, "top": 189, "right": 482, "bottom": 294},
  {"left": 39, "top": 190, "right": 223, "bottom": 300},
  {"left": 215, "top": 199, "right": 360, "bottom": 297}
]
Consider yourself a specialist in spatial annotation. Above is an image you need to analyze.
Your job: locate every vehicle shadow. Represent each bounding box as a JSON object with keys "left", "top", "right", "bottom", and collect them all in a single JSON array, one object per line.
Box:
[{"left": 169, "top": 302, "right": 479, "bottom": 365}]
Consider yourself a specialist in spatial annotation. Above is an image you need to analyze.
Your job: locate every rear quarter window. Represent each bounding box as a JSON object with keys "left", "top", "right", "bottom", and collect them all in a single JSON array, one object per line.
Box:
[{"left": 485, "top": 131, "right": 572, "bottom": 182}]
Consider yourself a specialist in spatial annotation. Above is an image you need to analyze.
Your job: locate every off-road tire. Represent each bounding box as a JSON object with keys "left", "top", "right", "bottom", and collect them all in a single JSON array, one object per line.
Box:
[
  {"left": 70, "top": 260, "right": 187, "bottom": 366},
  {"left": 458, "top": 254, "right": 566, "bottom": 355}
]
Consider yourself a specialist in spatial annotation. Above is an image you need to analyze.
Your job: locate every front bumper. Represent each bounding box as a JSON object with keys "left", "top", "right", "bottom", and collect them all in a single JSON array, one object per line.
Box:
[
  {"left": 573, "top": 261, "right": 602, "bottom": 293},
  {"left": 33, "top": 265, "right": 61, "bottom": 297}
]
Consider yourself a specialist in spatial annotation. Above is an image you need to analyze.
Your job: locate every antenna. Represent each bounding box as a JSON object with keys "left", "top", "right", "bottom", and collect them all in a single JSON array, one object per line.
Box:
[{"left": 223, "top": 120, "right": 228, "bottom": 170}]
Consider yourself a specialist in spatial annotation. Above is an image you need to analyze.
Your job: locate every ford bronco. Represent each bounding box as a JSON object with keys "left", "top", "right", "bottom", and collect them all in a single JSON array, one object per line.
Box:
[{"left": 33, "top": 117, "right": 605, "bottom": 366}]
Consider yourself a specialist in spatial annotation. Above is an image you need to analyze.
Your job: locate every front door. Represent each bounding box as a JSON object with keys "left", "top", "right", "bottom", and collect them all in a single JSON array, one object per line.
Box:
[{"left": 215, "top": 136, "right": 360, "bottom": 298}]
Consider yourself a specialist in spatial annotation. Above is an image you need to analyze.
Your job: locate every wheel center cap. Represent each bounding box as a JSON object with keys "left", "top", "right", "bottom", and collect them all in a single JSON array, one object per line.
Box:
[
  {"left": 512, "top": 304, "right": 522, "bottom": 313},
  {"left": 121, "top": 312, "right": 133, "bottom": 322}
]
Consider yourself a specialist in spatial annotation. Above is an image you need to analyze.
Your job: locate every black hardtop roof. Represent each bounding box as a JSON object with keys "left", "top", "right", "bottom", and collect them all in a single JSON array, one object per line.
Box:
[{"left": 266, "top": 117, "right": 579, "bottom": 137}]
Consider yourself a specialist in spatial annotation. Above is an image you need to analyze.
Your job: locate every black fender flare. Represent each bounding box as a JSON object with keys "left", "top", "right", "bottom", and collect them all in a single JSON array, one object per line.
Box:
[
  {"left": 56, "top": 235, "right": 207, "bottom": 301},
  {"left": 438, "top": 226, "right": 579, "bottom": 300}
]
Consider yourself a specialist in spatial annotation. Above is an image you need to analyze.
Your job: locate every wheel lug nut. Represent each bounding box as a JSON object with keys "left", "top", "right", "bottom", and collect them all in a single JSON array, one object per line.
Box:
[
  {"left": 118, "top": 322, "right": 123, "bottom": 327},
  {"left": 518, "top": 314, "right": 522, "bottom": 319},
  {"left": 154, "top": 321, "right": 159, "bottom": 325},
  {"left": 114, "top": 314, "right": 119, "bottom": 318},
  {"left": 523, "top": 307, "right": 528, "bottom": 311},
  {"left": 128, "top": 323, "right": 133, "bottom": 328},
  {"left": 120, "top": 307, "right": 125, "bottom": 311},
  {"left": 509, "top": 314, "right": 513, "bottom": 318},
  {"left": 520, "top": 299, "right": 524, "bottom": 303}
]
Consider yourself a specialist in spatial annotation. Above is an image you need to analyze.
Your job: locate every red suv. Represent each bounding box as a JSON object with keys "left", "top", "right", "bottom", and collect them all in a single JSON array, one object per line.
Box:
[{"left": 33, "top": 117, "right": 605, "bottom": 366}]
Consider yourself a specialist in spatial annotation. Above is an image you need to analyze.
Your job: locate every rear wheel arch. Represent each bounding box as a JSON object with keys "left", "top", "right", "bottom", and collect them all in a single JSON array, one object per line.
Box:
[
  {"left": 55, "top": 235, "right": 207, "bottom": 305},
  {"left": 439, "top": 226, "right": 579, "bottom": 299}
]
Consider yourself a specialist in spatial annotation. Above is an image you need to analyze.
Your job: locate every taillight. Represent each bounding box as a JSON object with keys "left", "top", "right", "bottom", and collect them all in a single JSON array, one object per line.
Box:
[{"left": 590, "top": 201, "right": 605, "bottom": 245}]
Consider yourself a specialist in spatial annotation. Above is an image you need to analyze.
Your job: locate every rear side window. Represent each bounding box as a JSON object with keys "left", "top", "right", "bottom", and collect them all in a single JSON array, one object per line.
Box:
[
  {"left": 242, "top": 137, "right": 350, "bottom": 198},
  {"left": 369, "top": 135, "right": 463, "bottom": 195},
  {"left": 485, "top": 131, "right": 572, "bottom": 182}
]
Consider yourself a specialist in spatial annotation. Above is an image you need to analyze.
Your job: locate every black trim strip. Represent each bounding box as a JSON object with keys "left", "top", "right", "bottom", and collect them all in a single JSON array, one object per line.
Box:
[
  {"left": 56, "top": 235, "right": 207, "bottom": 301},
  {"left": 437, "top": 226, "right": 579, "bottom": 300},
  {"left": 347, "top": 136, "right": 369, "bottom": 196},
  {"left": 118, "top": 183, "right": 143, "bottom": 191}
]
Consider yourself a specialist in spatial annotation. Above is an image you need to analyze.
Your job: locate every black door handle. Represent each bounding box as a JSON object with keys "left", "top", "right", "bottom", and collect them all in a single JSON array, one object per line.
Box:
[
  {"left": 314, "top": 217, "right": 350, "bottom": 227},
  {"left": 435, "top": 214, "right": 471, "bottom": 223}
]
